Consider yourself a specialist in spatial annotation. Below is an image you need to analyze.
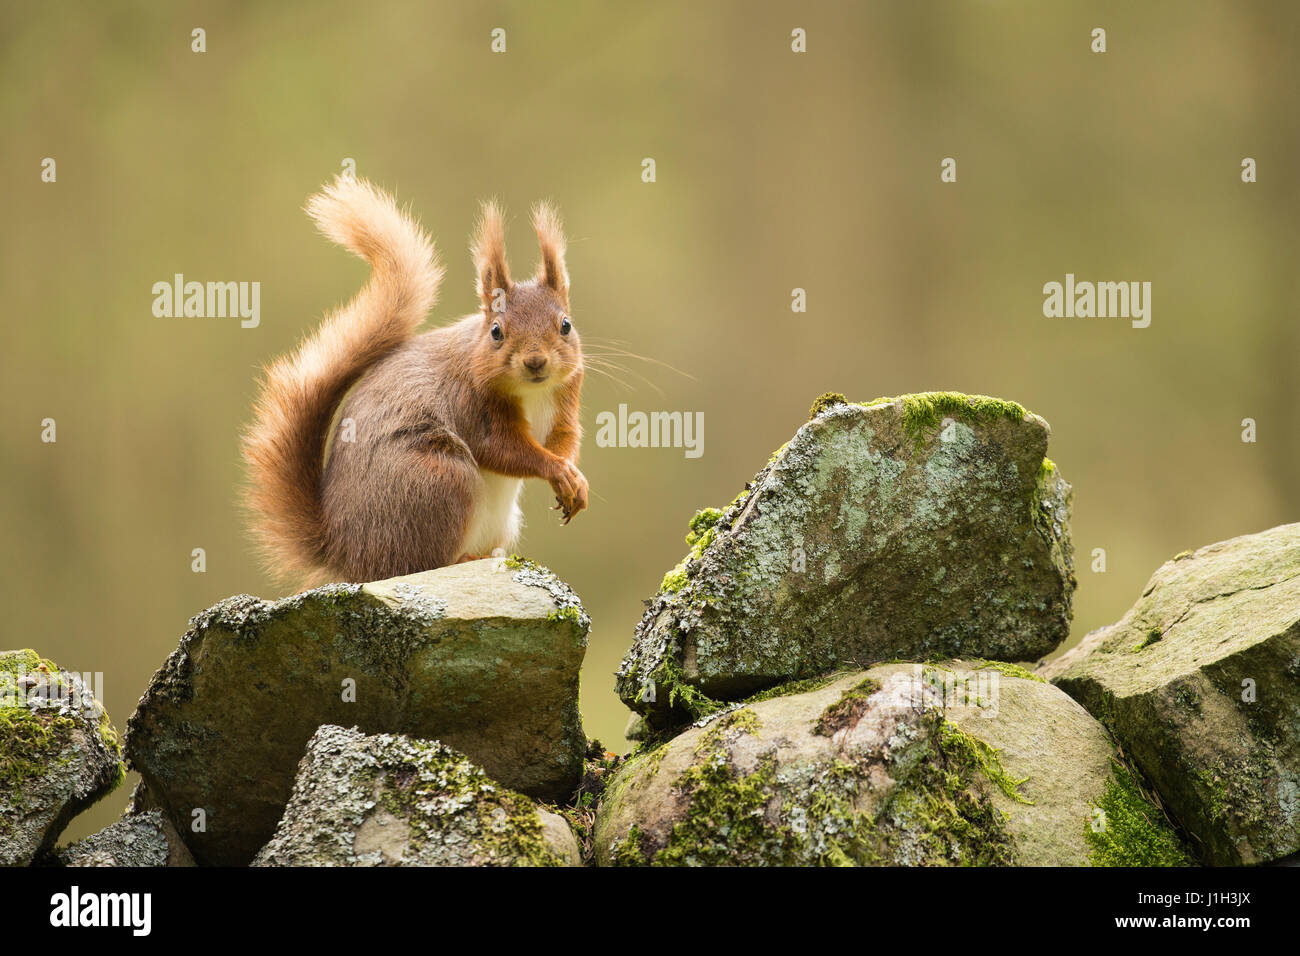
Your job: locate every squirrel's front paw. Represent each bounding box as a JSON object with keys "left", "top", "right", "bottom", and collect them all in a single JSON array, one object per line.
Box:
[{"left": 549, "top": 460, "right": 589, "bottom": 523}]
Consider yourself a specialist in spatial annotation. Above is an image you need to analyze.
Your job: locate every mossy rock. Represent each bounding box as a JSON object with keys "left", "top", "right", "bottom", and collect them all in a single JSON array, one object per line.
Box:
[
  {"left": 1044, "top": 523, "right": 1300, "bottom": 865},
  {"left": 125, "top": 557, "right": 588, "bottom": 866},
  {"left": 252, "top": 725, "right": 580, "bottom": 866},
  {"left": 44, "top": 809, "right": 194, "bottom": 867},
  {"left": 618, "top": 393, "right": 1075, "bottom": 728},
  {"left": 595, "top": 661, "right": 1185, "bottom": 867},
  {"left": 0, "top": 649, "right": 125, "bottom": 865}
]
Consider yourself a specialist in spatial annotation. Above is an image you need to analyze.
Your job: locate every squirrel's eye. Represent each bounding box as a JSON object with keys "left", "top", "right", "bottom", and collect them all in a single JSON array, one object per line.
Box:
[
  {"left": 559, "top": 316, "right": 572, "bottom": 335},
  {"left": 490, "top": 322, "right": 504, "bottom": 341}
]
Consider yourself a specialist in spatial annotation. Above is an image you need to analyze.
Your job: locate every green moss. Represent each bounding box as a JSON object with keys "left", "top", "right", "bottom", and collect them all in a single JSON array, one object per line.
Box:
[
  {"left": 1085, "top": 760, "right": 1189, "bottom": 866},
  {"left": 768, "top": 442, "right": 789, "bottom": 464},
  {"left": 695, "top": 707, "right": 760, "bottom": 750},
  {"left": 809, "top": 392, "right": 848, "bottom": 419},
  {"left": 546, "top": 606, "right": 585, "bottom": 626},
  {"left": 0, "top": 710, "right": 72, "bottom": 790},
  {"left": 471, "top": 794, "right": 565, "bottom": 867},
  {"left": 635, "top": 696, "right": 1019, "bottom": 866},
  {"left": 887, "top": 735, "right": 1019, "bottom": 866},
  {"left": 655, "top": 757, "right": 779, "bottom": 866},
  {"left": 939, "top": 721, "right": 1033, "bottom": 805},
  {"left": 681, "top": 520, "right": 722, "bottom": 556},
  {"left": 814, "top": 720, "right": 1017, "bottom": 866},
  {"left": 793, "top": 762, "right": 880, "bottom": 866},
  {"left": 2, "top": 649, "right": 58, "bottom": 679},
  {"left": 374, "top": 736, "right": 567, "bottom": 867},
  {"left": 860, "top": 391, "right": 1027, "bottom": 449},
  {"left": 1189, "top": 755, "right": 1280, "bottom": 860},
  {"left": 658, "top": 508, "right": 726, "bottom": 594},
  {"left": 1193, "top": 767, "right": 1229, "bottom": 821},
  {"left": 685, "top": 508, "right": 723, "bottom": 547},
  {"left": 659, "top": 560, "right": 689, "bottom": 593},
  {"left": 654, "top": 713, "right": 784, "bottom": 866},
  {"left": 610, "top": 824, "right": 648, "bottom": 866},
  {"left": 1, "top": 651, "right": 108, "bottom": 790},
  {"left": 1173, "top": 683, "right": 1201, "bottom": 711},
  {"left": 739, "top": 670, "right": 852, "bottom": 705},
  {"left": 790, "top": 720, "right": 1019, "bottom": 866},
  {"left": 644, "top": 653, "right": 725, "bottom": 723},
  {"left": 1133, "top": 627, "right": 1163, "bottom": 652},
  {"left": 967, "top": 659, "right": 1046, "bottom": 683},
  {"left": 628, "top": 738, "right": 670, "bottom": 778},
  {"left": 920, "top": 663, "right": 998, "bottom": 710},
  {"left": 690, "top": 529, "right": 717, "bottom": 559},
  {"left": 1095, "top": 689, "right": 1118, "bottom": 730},
  {"left": 1, "top": 650, "right": 125, "bottom": 833}
]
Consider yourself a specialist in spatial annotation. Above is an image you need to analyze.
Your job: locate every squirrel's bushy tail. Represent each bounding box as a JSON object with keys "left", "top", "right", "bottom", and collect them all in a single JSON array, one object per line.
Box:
[{"left": 242, "top": 176, "right": 443, "bottom": 583}]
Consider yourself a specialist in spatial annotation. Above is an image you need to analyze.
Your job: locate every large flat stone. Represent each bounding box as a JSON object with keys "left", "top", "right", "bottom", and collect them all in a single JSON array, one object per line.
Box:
[{"left": 125, "top": 557, "right": 588, "bottom": 865}]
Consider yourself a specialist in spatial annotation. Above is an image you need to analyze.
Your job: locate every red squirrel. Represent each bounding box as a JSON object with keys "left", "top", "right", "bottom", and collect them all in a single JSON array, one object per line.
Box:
[{"left": 243, "top": 176, "right": 587, "bottom": 585}]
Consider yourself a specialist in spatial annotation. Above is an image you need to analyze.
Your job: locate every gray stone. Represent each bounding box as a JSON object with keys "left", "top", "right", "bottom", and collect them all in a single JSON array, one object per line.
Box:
[
  {"left": 49, "top": 810, "right": 195, "bottom": 867},
  {"left": 1044, "top": 523, "right": 1300, "bottom": 865},
  {"left": 126, "top": 557, "right": 588, "bottom": 866},
  {"left": 1, "top": 649, "right": 124, "bottom": 866},
  {"left": 617, "top": 393, "right": 1074, "bottom": 727},
  {"left": 252, "top": 725, "right": 580, "bottom": 866},
  {"left": 596, "top": 661, "right": 1185, "bottom": 867}
]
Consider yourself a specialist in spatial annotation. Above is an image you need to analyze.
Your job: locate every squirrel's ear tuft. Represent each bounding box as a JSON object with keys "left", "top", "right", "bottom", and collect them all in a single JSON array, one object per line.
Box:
[
  {"left": 472, "top": 200, "right": 512, "bottom": 310},
  {"left": 532, "top": 202, "right": 568, "bottom": 299}
]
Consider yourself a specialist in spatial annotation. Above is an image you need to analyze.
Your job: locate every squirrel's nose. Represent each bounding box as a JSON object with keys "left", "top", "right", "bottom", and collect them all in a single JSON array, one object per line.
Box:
[{"left": 523, "top": 355, "right": 548, "bottom": 372}]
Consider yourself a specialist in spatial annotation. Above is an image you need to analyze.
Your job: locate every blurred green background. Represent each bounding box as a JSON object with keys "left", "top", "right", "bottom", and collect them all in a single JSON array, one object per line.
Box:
[{"left": 3, "top": 1, "right": 1296, "bottom": 842}]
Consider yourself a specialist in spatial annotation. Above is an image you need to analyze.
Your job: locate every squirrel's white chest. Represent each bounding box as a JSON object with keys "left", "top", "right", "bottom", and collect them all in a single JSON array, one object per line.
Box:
[
  {"left": 520, "top": 390, "right": 558, "bottom": 445},
  {"left": 458, "top": 392, "right": 556, "bottom": 557}
]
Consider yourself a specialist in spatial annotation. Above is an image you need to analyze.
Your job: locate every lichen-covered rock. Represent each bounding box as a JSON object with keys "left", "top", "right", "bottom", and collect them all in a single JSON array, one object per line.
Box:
[
  {"left": 617, "top": 393, "right": 1074, "bottom": 727},
  {"left": 1043, "top": 523, "right": 1300, "bottom": 865},
  {"left": 595, "top": 661, "right": 1185, "bottom": 866},
  {"left": 126, "top": 557, "right": 588, "bottom": 866},
  {"left": 252, "top": 725, "right": 580, "bottom": 866},
  {"left": 47, "top": 810, "right": 195, "bottom": 867},
  {"left": 1, "top": 649, "right": 125, "bottom": 865}
]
